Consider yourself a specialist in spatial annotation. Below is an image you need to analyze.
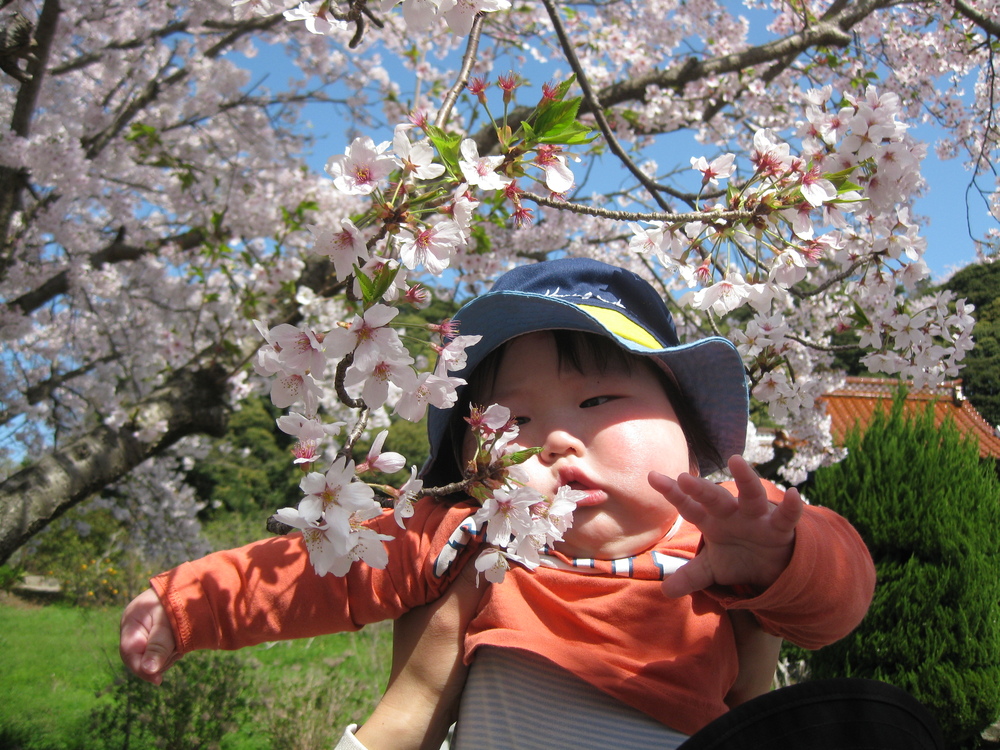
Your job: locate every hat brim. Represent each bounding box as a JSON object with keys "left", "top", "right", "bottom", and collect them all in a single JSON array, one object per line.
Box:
[{"left": 426, "top": 290, "right": 749, "bottom": 477}]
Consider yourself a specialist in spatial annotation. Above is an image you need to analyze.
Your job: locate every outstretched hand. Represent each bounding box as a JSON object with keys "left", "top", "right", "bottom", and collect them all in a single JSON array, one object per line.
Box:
[
  {"left": 649, "top": 455, "right": 803, "bottom": 599},
  {"left": 119, "top": 588, "right": 180, "bottom": 685}
]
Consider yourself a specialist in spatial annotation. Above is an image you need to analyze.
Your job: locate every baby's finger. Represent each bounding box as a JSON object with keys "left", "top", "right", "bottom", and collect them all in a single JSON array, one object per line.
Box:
[
  {"left": 727, "top": 455, "right": 771, "bottom": 519},
  {"left": 770, "top": 487, "right": 805, "bottom": 534},
  {"left": 661, "top": 555, "right": 715, "bottom": 598},
  {"left": 648, "top": 471, "right": 710, "bottom": 526}
]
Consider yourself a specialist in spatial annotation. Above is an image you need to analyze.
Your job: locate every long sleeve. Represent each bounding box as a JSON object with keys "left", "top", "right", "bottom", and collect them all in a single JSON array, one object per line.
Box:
[
  {"left": 150, "top": 498, "right": 479, "bottom": 654},
  {"left": 708, "top": 501, "right": 876, "bottom": 649}
]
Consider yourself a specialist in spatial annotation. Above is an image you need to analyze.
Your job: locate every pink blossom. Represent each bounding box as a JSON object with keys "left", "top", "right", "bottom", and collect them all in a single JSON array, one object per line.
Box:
[
  {"left": 393, "top": 125, "right": 446, "bottom": 181},
  {"left": 276, "top": 412, "right": 340, "bottom": 442},
  {"left": 393, "top": 370, "right": 463, "bottom": 422},
  {"left": 749, "top": 129, "right": 792, "bottom": 178},
  {"left": 392, "top": 467, "right": 423, "bottom": 528},
  {"left": 261, "top": 323, "right": 328, "bottom": 375},
  {"left": 534, "top": 145, "right": 574, "bottom": 193},
  {"left": 436, "top": 334, "right": 483, "bottom": 373},
  {"left": 799, "top": 166, "right": 837, "bottom": 207},
  {"left": 628, "top": 221, "right": 665, "bottom": 255},
  {"left": 270, "top": 371, "right": 321, "bottom": 412},
  {"left": 472, "top": 485, "right": 537, "bottom": 547},
  {"left": 313, "top": 219, "right": 369, "bottom": 281},
  {"left": 344, "top": 348, "right": 417, "bottom": 409},
  {"left": 283, "top": 2, "right": 345, "bottom": 34},
  {"left": 326, "top": 304, "right": 404, "bottom": 365},
  {"left": 326, "top": 136, "right": 396, "bottom": 195},
  {"left": 439, "top": 0, "right": 512, "bottom": 35},
  {"left": 459, "top": 139, "right": 512, "bottom": 191},
  {"left": 466, "top": 403, "right": 514, "bottom": 435},
  {"left": 687, "top": 272, "right": 751, "bottom": 316},
  {"left": 690, "top": 153, "right": 736, "bottom": 186},
  {"left": 358, "top": 429, "right": 407, "bottom": 474},
  {"left": 298, "top": 458, "right": 376, "bottom": 525},
  {"left": 396, "top": 220, "right": 465, "bottom": 274},
  {"left": 381, "top": 0, "right": 442, "bottom": 31},
  {"left": 475, "top": 546, "right": 514, "bottom": 584}
]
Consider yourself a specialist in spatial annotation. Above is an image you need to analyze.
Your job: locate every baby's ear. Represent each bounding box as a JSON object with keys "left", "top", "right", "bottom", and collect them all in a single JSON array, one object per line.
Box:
[{"left": 688, "top": 457, "right": 700, "bottom": 477}]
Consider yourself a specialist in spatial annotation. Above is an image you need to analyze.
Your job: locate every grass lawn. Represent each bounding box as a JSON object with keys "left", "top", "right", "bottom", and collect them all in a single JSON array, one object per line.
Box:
[
  {"left": 0, "top": 594, "right": 118, "bottom": 749},
  {"left": 0, "top": 591, "right": 391, "bottom": 750}
]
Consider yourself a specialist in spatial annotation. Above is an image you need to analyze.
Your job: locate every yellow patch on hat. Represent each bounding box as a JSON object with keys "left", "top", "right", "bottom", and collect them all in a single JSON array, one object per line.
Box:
[{"left": 578, "top": 304, "right": 662, "bottom": 349}]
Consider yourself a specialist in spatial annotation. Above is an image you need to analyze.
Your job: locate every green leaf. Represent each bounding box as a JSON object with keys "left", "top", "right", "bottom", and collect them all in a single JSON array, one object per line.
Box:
[
  {"left": 426, "top": 126, "right": 464, "bottom": 174},
  {"left": 531, "top": 98, "right": 581, "bottom": 141},
  {"left": 502, "top": 446, "right": 542, "bottom": 466},
  {"left": 354, "top": 262, "right": 400, "bottom": 306}
]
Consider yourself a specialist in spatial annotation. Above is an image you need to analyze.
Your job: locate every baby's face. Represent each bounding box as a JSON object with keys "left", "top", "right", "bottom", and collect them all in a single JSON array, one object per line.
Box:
[{"left": 477, "top": 332, "right": 691, "bottom": 560}]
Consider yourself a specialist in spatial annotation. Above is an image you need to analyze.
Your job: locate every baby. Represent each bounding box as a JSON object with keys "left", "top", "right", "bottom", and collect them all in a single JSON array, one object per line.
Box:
[{"left": 121, "top": 258, "right": 875, "bottom": 749}]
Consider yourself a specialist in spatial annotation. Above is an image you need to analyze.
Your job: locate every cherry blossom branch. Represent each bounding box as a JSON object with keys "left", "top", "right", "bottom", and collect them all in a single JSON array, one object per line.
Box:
[
  {"left": 785, "top": 257, "right": 870, "bottom": 299},
  {"left": 592, "top": 0, "right": 884, "bottom": 110},
  {"left": 9, "top": 228, "right": 208, "bottom": 315},
  {"left": 784, "top": 334, "right": 860, "bottom": 353},
  {"left": 950, "top": 0, "right": 1000, "bottom": 37},
  {"left": 521, "top": 190, "right": 752, "bottom": 224},
  {"left": 437, "top": 13, "right": 485, "bottom": 129},
  {"left": 539, "top": 0, "right": 672, "bottom": 211}
]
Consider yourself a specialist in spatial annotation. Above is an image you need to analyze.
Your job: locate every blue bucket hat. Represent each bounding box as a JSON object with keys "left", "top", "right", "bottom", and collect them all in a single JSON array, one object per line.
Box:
[{"left": 425, "top": 257, "right": 748, "bottom": 477}]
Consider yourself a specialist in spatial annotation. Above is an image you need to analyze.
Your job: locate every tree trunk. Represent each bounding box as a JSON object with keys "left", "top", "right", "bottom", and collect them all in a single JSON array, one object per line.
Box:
[{"left": 0, "top": 366, "right": 229, "bottom": 564}]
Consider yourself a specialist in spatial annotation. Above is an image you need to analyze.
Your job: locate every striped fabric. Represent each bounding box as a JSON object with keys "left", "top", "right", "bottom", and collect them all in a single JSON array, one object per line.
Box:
[{"left": 453, "top": 647, "right": 689, "bottom": 750}]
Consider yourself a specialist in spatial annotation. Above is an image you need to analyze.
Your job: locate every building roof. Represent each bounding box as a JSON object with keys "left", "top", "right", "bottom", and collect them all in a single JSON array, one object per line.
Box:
[{"left": 820, "top": 377, "right": 1000, "bottom": 459}]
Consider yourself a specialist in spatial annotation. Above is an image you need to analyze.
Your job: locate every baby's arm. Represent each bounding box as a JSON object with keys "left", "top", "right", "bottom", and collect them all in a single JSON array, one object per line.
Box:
[
  {"left": 355, "top": 564, "right": 485, "bottom": 750},
  {"left": 649, "top": 454, "right": 804, "bottom": 598},
  {"left": 119, "top": 588, "right": 180, "bottom": 685}
]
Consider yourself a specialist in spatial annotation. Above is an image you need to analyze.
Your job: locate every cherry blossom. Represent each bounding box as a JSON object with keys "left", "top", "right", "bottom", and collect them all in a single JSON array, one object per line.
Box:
[
  {"left": 343, "top": 348, "right": 417, "bottom": 410},
  {"left": 458, "top": 139, "right": 513, "bottom": 191},
  {"left": 283, "top": 3, "right": 346, "bottom": 35},
  {"left": 393, "top": 371, "right": 464, "bottom": 422},
  {"left": 313, "top": 220, "right": 369, "bottom": 281},
  {"left": 534, "top": 145, "right": 575, "bottom": 193},
  {"left": 396, "top": 220, "right": 466, "bottom": 274},
  {"left": 381, "top": 0, "right": 442, "bottom": 31},
  {"left": 690, "top": 154, "right": 736, "bottom": 186},
  {"left": 436, "top": 334, "right": 484, "bottom": 373},
  {"left": 326, "top": 136, "right": 397, "bottom": 196},
  {"left": 439, "top": 0, "right": 512, "bottom": 35},
  {"left": 393, "top": 125, "right": 446, "bottom": 181},
  {"left": 392, "top": 468, "right": 424, "bottom": 528}
]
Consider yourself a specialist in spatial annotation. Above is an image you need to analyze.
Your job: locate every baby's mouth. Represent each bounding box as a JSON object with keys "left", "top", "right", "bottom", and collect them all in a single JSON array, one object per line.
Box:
[{"left": 559, "top": 479, "right": 604, "bottom": 507}]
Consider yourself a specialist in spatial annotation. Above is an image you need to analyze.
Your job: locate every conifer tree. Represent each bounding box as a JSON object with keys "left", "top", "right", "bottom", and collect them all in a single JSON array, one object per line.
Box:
[{"left": 805, "top": 391, "right": 1000, "bottom": 748}]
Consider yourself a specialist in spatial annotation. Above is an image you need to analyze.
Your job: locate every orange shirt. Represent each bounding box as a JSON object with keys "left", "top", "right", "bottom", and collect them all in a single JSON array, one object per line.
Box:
[{"left": 151, "top": 482, "right": 874, "bottom": 736}]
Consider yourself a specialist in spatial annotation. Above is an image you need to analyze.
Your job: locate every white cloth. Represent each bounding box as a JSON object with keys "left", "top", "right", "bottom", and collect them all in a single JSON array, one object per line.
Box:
[
  {"left": 453, "top": 647, "right": 689, "bottom": 750},
  {"left": 334, "top": 724, "right": 368, "bottom": 750}
]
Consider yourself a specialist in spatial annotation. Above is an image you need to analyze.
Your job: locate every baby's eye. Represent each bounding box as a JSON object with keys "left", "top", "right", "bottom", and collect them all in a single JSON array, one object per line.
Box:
[
  {"left": 580, "top": 395, "right": 617, "bottom": 408},
  {"left": 513, "top": 416, "right": 531, "bottom": 426}
]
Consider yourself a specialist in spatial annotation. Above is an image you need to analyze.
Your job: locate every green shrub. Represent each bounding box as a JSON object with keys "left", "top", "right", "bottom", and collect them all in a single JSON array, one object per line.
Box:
[
  {"left": 17, "top": 504, "right": 152, "bottom": 607},
  {"left": 89, "top": 651, "right": 261, "bottom": 750},
  {"left": 0, "top": 563, "right": 24, "bottom": 591},
  {"left": 805, "top": 389, "right": 1000, "bottom": 748}
]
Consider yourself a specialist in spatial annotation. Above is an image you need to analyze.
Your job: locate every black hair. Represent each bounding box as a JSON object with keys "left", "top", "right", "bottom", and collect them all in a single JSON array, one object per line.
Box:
[{"left": 421, "top": 330, "right": 722, "bottom": 493}]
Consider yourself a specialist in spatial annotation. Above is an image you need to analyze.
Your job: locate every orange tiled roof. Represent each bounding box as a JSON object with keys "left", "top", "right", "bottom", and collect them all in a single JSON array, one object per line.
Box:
[{"left": 819, "top": 377, "right": 1000, "bottom": 459}]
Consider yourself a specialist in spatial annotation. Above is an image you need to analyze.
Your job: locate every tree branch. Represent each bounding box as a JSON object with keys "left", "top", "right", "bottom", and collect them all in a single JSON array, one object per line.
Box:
[
  {"left": 540, "top": 0, "right": 672, "bottom": 211},
  {"left": 7, "top": 227, "right": 207, "bottom": 316},
  {"left": 0, "top": 365, "right": 230, "bottom": 564},
  {"left": 951, "top": 0, "right": 1000, "bottom": 37},
  {"left": 1, "top": 0, "right": 59, "bottom": 272}
]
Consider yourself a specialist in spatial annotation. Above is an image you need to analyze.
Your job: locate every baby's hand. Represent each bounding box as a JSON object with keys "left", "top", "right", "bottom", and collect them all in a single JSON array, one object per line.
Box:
[
  {"left": 649, "top": 455, "right": 803, "bottom": 599},
  {"left": 119, "top": 588, "right": 180, "bottom": 685}
]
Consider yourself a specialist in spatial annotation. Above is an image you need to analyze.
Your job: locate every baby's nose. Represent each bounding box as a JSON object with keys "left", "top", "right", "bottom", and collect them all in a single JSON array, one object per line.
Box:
[{"left": 540, "top": 428, "right": 584, "bottom": 463}]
